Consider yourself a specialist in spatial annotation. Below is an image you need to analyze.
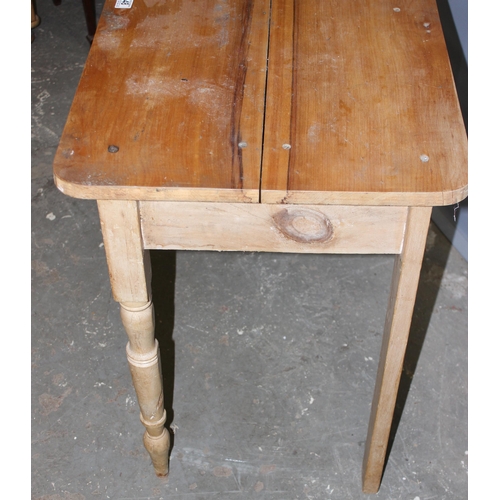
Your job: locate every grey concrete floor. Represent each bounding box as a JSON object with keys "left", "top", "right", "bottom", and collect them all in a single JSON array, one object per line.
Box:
[{"left": 31, "top": 2, "right": 467, "bottom": 499}]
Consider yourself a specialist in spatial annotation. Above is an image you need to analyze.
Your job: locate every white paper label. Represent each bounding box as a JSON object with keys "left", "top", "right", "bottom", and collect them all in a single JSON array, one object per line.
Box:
[{"left": 115, "top": 0, "right": 134, "bottom": 8}]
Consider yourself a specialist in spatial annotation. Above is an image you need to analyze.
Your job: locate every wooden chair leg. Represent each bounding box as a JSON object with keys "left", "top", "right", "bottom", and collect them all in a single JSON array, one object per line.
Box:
[
  {"left": 81, "top": 0, "right": 97, "bottom": 43},
  {"left": 52, "top": 0, "right": 96, "bottom": 43},
  {"left": 362, "top": 206, "right": 432, "bottom": 493},
  {"left": 97, "top": 200, "right": 170, "bottom": 476}
]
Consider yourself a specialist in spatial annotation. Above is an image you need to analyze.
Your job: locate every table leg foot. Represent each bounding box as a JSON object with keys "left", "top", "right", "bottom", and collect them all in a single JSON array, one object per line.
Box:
[{"left": 143, "top": 427, "right": 170, "bottom": 476}]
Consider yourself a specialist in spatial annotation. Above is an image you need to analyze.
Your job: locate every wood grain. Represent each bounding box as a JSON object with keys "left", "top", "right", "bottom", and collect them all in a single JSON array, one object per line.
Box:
[
  {"left": 54, "top": 0, "right": 270, "bottom": 202},
  {"left": 139, "top": 201, "right": 408, "bottom": 254},
  {"left": 97, "top": 199, "right": 152, "bottom": 304},
  {"left": 54, "top": 0, "right": 466, "bottom": 207},
  {"left": 362, "top": 206, "right": 432, "bottom": 493},
  {"left": 97, "top": 199, "right": 169, "bottom": 476},
  {"left": 261, "top": 0, "right": 468, "bottom": 206}
]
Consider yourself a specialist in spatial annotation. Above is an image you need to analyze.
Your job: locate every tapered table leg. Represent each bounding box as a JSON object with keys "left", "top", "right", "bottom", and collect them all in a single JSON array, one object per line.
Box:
[
  {"left": 362, "top": 206, "right": 432, "bottom": 494},
  {"left": 98, "top": 200, "right": 170, "bottom": 476}
]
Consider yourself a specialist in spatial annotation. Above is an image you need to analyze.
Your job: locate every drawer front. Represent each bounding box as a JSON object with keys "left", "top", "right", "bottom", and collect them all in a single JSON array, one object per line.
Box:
[{"left": 140, "top": 202, "right": 408, "bottom": 254}]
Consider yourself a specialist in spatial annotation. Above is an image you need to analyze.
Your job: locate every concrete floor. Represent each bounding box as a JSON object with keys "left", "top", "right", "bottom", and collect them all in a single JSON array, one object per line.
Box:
[{"left": 31, "top": 2, "right": 468, "bottom": 499}]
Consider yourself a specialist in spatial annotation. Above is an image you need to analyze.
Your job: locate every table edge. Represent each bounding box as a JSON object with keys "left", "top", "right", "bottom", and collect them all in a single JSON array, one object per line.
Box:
[{"left": 54, "top": 174, "right": 467, "bottom": 207}]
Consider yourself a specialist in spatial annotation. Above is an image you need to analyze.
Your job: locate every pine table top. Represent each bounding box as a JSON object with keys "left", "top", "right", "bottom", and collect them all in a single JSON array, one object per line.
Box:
[{"left": 54, "top": 0, "right": 467, "bottom": 206}]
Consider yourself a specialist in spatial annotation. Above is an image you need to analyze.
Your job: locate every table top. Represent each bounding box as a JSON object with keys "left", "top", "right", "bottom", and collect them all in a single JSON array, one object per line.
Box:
[{"left": 53, "top": 0, "right": 467, "bottom": 206}]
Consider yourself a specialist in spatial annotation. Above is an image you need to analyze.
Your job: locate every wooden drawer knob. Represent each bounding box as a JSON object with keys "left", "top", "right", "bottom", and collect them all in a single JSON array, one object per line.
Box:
[{"left": 272, "top": 208, "right": 333, "bottom": 243}]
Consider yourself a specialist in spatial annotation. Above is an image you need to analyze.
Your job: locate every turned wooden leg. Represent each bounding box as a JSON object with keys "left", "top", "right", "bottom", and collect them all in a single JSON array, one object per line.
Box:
[
  {"left": 362, "top": 206, "right": 432, "bottom": 494},
  {"left": 121, "top": 300, "right": 169, "bottom": 475},
  {"left": 98, "top": 200, "right": 169, "bottom": 476}
]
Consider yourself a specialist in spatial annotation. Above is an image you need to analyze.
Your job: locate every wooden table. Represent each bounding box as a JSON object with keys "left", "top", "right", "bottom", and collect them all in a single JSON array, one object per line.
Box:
[{"left": 53, "top": 0, "right": 467, "bottom": 493}]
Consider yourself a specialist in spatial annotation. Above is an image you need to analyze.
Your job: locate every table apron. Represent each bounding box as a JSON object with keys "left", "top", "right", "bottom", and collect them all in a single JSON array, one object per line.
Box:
[{"left": 139, "top": 201, "right": 409, "bottom": 254}]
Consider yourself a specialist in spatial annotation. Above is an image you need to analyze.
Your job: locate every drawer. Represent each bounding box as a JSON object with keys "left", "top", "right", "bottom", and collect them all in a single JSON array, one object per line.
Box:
[{"left": 140, "top": 202, "right": 407, "bottom": 254}]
